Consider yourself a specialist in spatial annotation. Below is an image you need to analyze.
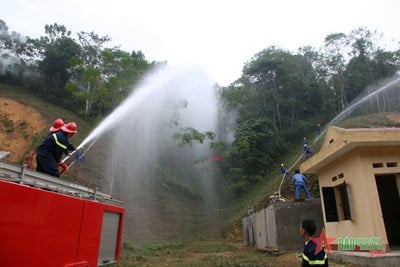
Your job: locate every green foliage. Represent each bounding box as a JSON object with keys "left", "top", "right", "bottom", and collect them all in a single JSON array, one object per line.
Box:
[
  {"left": 173, "top": 127, "right": 216, "bottom": 146},
  {"left": 122, "top": 239, "right": 134, "bottom": 251},
  {"left": 141, "top": 241, "right": 185, "bottom": 251}
]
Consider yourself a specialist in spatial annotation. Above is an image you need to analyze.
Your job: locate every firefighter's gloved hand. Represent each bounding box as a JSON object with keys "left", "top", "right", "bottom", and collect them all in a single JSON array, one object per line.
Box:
[
  {"left": 58, "top": 162, "right": 68, "bottom": 175},
  {"left": 73, "top": 149, "right": 85, "bottom": 163}
]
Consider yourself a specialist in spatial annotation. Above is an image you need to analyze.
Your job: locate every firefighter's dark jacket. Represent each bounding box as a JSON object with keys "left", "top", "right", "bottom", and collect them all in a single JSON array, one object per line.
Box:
[
  {"left": 302, "top": 239, "right": 328, "bottom": 267},
  {"left": 37, "top": 131, "right": 75, "bottom": 161}
]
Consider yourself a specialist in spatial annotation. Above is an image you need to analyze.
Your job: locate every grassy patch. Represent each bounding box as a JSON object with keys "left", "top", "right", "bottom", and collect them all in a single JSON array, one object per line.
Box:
[
  {"left": 114, "top": 239, "right": 360, "bottom": 267},
  {"left": 337, "top": 113, "right": 400, "bottom": 128}
]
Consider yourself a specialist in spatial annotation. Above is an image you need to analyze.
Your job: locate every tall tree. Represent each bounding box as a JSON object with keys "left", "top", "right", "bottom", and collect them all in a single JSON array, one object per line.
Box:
[
  {"left": 344, "top": 27, "right": 376, "bottom": 100},
  {"left": 69, "top": 31, "right": 110, "bottom": 119},
  {"left": 38, "top": 35, "right": 80, "bottom": 99},
  {"left": 323, "top": 32, "right": 349, "bottom": 112},
  {"left": 18, "top": 23, "right": 81, "bottom": 99}
]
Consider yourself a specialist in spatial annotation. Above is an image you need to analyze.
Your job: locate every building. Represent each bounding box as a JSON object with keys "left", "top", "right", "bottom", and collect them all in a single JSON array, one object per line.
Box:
[{"left": 301, "top": 126, "right": 400, "bottom": 252}]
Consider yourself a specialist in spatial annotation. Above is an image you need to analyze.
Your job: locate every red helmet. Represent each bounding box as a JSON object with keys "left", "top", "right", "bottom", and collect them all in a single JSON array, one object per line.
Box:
[
  {"left": 61, "top": 122, "right": 78, "bottom": 134},
  {"left": 49, "top": 118, "right": 65, "bottom": 132}
]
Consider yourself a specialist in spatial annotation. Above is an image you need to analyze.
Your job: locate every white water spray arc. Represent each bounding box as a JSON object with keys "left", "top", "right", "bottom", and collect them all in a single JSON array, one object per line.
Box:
[{"left": 329, "top": 76, "right": 400, "bottom": 125}]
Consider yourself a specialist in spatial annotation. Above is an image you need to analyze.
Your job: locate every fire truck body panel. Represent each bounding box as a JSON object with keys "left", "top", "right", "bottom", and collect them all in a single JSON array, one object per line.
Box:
[{"left": 0, "top": 159, "right": 124, "bottom": 267}]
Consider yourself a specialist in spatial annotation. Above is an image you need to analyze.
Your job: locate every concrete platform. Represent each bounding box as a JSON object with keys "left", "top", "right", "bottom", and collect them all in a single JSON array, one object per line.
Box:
[{"left": 330, "top": 249, "right": 400, "bottom": 267}]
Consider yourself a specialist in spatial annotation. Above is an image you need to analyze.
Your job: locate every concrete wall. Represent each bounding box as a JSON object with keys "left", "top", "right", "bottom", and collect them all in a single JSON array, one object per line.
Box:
[
  {"left": 253, "top": 209, "right": 267, "bottom": 250},
  {"left": 242, "top": 199, "right": 323, "bottom": 251},
  {"left": 274, "top": 199, "right": 324, "bottom": 251},
  {"left": 242, "top": 217, "right": 249, "bottom": 246},
  {"left": 265, "top": 204, "right": 277, "bottom": 249},
  {"left": 242, "top": 214, "right": 256, "bottom": 246}
]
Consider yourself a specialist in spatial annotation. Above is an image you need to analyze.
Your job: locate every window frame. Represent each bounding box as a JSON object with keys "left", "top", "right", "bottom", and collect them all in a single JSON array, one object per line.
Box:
[{"left": 322, "top": 181, "right": 351, "bottom": 222}]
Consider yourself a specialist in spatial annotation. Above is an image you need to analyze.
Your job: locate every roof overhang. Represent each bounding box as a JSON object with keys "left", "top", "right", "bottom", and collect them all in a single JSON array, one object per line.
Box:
[{"left": 301, "top": 126, "right": 400, "bottom": 174}]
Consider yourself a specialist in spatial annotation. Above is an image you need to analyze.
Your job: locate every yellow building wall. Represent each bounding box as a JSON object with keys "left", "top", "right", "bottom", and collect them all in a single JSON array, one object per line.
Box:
[{"left": 317, "top": 146, "right": 400, "bottom": 246}]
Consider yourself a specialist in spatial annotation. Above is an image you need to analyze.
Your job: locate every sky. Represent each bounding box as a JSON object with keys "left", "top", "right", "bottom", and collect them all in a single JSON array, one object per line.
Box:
[{"left": 0, "top": 0, "right": 399, "bottom": 86}]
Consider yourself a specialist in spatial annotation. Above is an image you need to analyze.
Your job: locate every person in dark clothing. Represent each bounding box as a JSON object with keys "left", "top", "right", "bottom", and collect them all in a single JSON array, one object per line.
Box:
[
  {"left": 304, "top": 144, "right": 313, "bottom": 159},
  {"left": 303, "top": 137, "right": 309, "bottom": 146},
  {"left": 299, "top": 219, "right": 328, "bottom": 267},
  {"left": 36, "top": 122, "right": 78, "bottom": 177},
  {"left": 280, "top": 163, "right": 290, "bottom": 176},
  {"left": 316, "top": 124, "right": 321, "bottom": 137}
]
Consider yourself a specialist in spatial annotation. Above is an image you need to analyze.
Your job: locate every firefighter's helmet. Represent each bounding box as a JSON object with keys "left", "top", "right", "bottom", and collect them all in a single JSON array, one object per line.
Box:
[
  {"left": 61, "top": 122, "right": 78, "bottom": 133},
  {"left": 49, "top": 118, "right": 65, "bottom": 132}
]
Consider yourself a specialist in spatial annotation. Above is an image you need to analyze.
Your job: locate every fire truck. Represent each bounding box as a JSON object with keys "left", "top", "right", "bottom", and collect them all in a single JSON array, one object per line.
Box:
[{"left": 0, "top": 152, "right": 125, "bottom": 267}]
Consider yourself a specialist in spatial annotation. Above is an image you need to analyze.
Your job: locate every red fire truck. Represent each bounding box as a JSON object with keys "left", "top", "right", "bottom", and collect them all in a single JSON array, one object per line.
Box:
[{"left": 0, "top": 152, "right": 125, "bottom": 267}]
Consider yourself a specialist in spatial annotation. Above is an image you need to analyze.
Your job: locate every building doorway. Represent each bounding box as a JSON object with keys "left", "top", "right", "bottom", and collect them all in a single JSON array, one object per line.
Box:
[{"left": 375, "top": 174, "right": 400, "bottom": 246}]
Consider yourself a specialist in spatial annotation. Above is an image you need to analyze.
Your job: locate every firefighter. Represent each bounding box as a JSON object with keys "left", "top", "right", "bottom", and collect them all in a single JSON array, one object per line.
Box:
[
  {"left": 36, "top": 122, "right": 78, "bottom": 177},
  {"left": 299, "top": 219, "right": 328, "bottom": 267},
  {"left": 28, "top": 118, "right": 65, "bottom": 171}
]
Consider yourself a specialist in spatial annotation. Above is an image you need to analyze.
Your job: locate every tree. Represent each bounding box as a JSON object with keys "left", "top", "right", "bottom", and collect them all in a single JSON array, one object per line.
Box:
[
  {"left": 67, "top": 31, "right": 110, "bottom": 119},
  {"left": 95, "top": 48, "right": 151, "bottom": 116},
  {"left": 242, "top": 46, "right": 321, "bottom": 132},
  {"left": 298, "top": 46, "right": 336, "bottom": 122},
  {"left": 372, "top": 49, "right": 400, "bottom": 79},
  {"left": 322, "top": 32, "right": 349, "bottom": 112},
  {"left": 344, "top": 27, "right": 400, "bottom": 103},
  {"left": 67, "top": 32, "right": 152, "bottom": 120},
  {"left": 38, "top": 36, "right": 80, "bottom": 99},
  {"left": 0, "top": 19, "right": 32, "bottom": 80}
]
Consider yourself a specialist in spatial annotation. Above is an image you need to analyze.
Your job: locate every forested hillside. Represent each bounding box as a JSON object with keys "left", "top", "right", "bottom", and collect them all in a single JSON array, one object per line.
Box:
[{"left": 1, "top": 18, "right": 400, "bottom": 242}]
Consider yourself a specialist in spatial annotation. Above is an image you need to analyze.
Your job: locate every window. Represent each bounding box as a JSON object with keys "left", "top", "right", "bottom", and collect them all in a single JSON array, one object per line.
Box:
[
  {"left": 386, "top": 162, "right": 398, "bottom": 168},
  {"left": 322, "top": 182, "right": 352, "bottom": 222},
  {"left": 322, "top": 187, "right": 338, "bottom": 222},
  {"left": 373, "top": 163, "right": 384, "bottom": 168},
  {"left": 337, "top": 183, "right": 352, "bottom": 220}
]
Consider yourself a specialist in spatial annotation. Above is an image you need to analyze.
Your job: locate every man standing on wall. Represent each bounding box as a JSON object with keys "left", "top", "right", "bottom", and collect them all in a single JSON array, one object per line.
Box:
[{"left": 292, "top": 169, "right": 312, "bottom": 201}]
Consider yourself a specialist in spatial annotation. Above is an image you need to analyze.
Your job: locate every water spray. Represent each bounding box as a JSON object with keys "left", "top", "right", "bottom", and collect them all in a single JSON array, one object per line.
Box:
[{"left": 328, "top": 76, "right": 400, "bottom": 125}]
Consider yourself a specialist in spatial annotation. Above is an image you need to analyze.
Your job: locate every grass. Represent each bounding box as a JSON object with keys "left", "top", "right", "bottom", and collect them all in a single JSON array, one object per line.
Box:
[
  {"left": 336, "top": 113, "right": 400, "bottom": 128},
  {"left": 113, "top": 238, "right": 360, "bottom": 267}
]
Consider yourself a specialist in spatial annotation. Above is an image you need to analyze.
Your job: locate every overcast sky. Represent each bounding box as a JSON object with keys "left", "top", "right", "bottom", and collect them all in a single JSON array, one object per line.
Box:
[{"left": 1, "top": 0, "right": 399, "bottom": 85}]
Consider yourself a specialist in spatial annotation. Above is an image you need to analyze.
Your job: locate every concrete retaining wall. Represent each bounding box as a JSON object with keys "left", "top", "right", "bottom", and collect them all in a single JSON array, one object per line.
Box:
[{"left": 242, "top": 199, "right": 323, "bottom": 251}]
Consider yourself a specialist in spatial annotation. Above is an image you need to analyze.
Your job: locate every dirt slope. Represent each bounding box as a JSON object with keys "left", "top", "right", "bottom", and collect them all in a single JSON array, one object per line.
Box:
[{"left": 0, "top": 97, "right": 47, "bottom": 163}]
